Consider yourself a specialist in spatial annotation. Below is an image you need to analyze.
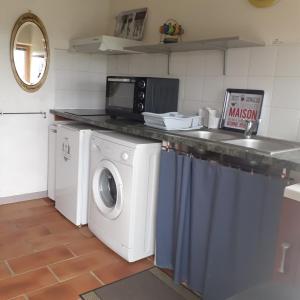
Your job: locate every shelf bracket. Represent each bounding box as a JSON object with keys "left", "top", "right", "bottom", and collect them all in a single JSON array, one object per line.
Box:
[
  {"left": 222, "top": 49, "right": 227, "bottom": 76},
  {"left": 167, "top": 52, "right": 171, "bottom": 75}
]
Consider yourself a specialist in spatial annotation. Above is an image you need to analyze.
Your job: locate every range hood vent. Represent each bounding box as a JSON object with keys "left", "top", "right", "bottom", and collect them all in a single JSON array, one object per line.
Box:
[{"left": 69, "top": 35, "right": 143, "bottom": 54}]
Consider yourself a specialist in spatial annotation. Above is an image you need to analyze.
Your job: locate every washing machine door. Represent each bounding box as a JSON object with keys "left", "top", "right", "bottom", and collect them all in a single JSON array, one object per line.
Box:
[{"left": 92, "top": 160, "right": 123, "bottom": 220}]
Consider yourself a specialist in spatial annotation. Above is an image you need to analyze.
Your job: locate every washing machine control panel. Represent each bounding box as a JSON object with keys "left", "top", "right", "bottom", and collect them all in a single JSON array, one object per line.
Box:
[{"left": 91, "top": 138, "right": 133, "bottom": 166}]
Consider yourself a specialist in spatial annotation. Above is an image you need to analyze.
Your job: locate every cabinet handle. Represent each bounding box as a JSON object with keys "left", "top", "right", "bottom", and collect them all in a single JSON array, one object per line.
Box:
[{"left": 278, "top": 242, "right": 291, "bottom": 274}]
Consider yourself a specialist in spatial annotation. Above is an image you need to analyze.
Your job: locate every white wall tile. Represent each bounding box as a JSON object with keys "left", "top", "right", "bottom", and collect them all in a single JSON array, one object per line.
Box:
[
  {"left": 204, "top": 51, "right": 224, "bottom": 76},
  {"left": 148, "top": 54, "right": 168, "bottom": 76},
  {"left": 179, "top": 100, "right": 201, "bottom": 114},
  {"left": 226, "top": 48, "right": 250, "bottom": 76},
  {"left": 54, "top": 49, "right": 107, "bottom": 109},
  {"left": 170, "top": 52, "right": 187, "bottom": 76},
  {"left": 257, "top": 106, "right": 271, "bottom": 136},
  {"left": 276, "top": 45, "right": 300, "bottom": 77},
  {"left": 89, "top": 54, "right": 107, "bottom": 73},
  {"left": 128, "top": 54, "right": 160, "bottom": 75},
  {"left": 116, "top": 55, "right": 130, "bottom": 74},
  {"left": 184, "top": 77, "right": 204, "bottom": 101},
  {"left": 73, "top": 53, "right": 91, "bottom": 72},
  {"left": 203, "top": 76, "right": 224, "bottom": 102},
  {"left": 107, "top": 55, "right": 118, "bottom": 74},
  {"left": 296, "top": 120, "right": 300, "bottom": 142},
  {"left": 272, "top": 77, "right": 300, "bottom": 109},
  {"left": 224, "top": 76, "right": 247, "bottom": 90},
  {"left": 186, "top": 51, "right": 205, "bottom": 76},
  {"left": 87, "top": 72, "right": 107, "bottom": 92},
  {"left": 267, "top": 108, "right": 300, "bottom": 141},
  {"left": 247, "top": 76, "right": 274, "bottom": 107},
  {"left": 249, "top": 46, "right": 277, "bottom": 76}
]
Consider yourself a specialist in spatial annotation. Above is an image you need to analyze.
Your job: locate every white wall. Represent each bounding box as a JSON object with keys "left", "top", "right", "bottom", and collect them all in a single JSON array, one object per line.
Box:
[
  {"left": 106, "top": 0, "right": 300, "bottom": 141},
  {"left": 0, "top": 0, "right": 110, "bottom": 199},
  {"left": 107, "top": 44, "right": 300, "bottom": 142},
  {"left": 108, "top": 0, "right": 300, "bottom": 45}
]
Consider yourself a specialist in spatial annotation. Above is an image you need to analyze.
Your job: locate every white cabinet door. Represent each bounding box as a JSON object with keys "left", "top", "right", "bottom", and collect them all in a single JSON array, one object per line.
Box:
[{"left": 55, "top": 126, "right": 80, "bottom": 225}]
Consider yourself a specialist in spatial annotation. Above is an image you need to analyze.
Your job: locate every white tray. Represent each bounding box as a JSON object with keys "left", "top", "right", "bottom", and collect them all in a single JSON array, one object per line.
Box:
[{"left": 143, "top": 112, "right": 202, "bottom": 130}]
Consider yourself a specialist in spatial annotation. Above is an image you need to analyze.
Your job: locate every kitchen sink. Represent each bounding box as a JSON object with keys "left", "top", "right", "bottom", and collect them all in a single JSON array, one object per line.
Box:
[
  {"left": 180, "top": 130, "right": 237, "bottom": 141},
  {"left": 223, "top": 138, "right": 300, "bottom": 155}
]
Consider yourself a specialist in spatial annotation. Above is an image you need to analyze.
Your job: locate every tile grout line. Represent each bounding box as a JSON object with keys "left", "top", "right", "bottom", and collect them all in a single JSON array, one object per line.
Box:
[
  {"left": 46, "top": 265, "right": 62, "bottom": 283},
  {"left": 4, "top": 260, "right": 15, "bottom": 276},
  {"left": 24, "top": 279, "right": 60, "bottom": 297},
  {"left": 65, "top": 245, "right": 78, "bottom": 257},
  {"left": 90, "top": 271, "right": 105, "bottom": 286}
]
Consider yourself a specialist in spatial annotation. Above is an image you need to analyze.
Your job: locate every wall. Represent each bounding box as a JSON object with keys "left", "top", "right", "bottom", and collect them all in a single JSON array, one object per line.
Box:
[
  {"left": 107, "top": 0, "right": 300, "bottom": 142},
  {"left": 0, "top": 0, "right": 110, "bottom": 199},
  {"left": 107, "top": 44, "right": 300, "bottom": 141},
  {"left": 54, "top": 50, "right": 107, "bottom": 109},
  {"left": 108, "top": 0, "right": 300, "bottom": 45}
]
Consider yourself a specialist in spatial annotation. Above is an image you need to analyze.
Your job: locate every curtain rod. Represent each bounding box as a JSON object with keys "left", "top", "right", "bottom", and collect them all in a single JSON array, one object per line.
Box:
[
  {"left": 0, "top": 111, "right": 47, "bottom": 118},
  {"left": 161, "top": 142, "right": 289, "bottom": 179}
]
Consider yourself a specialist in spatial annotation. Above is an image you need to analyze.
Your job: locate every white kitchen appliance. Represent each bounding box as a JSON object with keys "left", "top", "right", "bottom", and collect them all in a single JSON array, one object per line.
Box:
[
  {"left": 48, "top": 121, "right": 76, "bottom": 200},
  {"left": 88, "top": 131, "right": 161, "bottom": 262},
  {"left": 55, "top": 123, "right": 94, "bottom": 226}
]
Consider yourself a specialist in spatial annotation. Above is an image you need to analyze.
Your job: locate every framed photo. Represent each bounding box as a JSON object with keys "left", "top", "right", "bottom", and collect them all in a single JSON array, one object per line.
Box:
[
  {"left": 114, "top": 8, "right": 147, "bottom": 41},
  {"left": 220, "top": 89, "right": 264, "bottom": 133}
]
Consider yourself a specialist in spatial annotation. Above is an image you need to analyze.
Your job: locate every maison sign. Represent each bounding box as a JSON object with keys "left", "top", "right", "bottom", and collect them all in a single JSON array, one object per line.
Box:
[{"left": 220, "top": 89, "right": 264, "bottom": 132}]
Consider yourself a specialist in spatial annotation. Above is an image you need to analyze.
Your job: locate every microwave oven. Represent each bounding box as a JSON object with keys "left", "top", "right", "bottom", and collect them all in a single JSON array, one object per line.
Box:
[{"left": 105, "top": 76, "right": 179, "bottom": 120}]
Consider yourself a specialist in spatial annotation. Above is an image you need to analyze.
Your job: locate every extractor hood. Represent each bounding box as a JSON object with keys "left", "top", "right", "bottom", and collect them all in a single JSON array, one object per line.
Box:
[{"left": 69, "top": 35, "right": 143, "bottom": 54}]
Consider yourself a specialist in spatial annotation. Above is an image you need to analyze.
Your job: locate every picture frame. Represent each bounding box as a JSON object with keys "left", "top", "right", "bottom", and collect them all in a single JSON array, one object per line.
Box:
[
  {"left": 114, "top": 8, "right": 147, "bottom": 41},
  {"left": 220, "top": 89, "right": 264, "bottom": 134}
]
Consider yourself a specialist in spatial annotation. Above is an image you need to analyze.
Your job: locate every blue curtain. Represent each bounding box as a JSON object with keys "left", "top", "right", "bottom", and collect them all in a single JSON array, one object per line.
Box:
[{"left": 155, "top": 150, "right": 286, "bottom": 300}]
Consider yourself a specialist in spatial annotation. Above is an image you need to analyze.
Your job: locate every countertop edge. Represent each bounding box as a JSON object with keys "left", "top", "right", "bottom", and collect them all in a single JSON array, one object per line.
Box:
[{"left": 50, "top": 109, "right": 300, "bottom": 172}]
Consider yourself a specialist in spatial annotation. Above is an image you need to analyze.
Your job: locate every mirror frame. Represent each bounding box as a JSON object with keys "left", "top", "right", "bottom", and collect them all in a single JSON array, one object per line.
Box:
[{"left": 10, "top": 12, "right": 50, "bottom": 93}]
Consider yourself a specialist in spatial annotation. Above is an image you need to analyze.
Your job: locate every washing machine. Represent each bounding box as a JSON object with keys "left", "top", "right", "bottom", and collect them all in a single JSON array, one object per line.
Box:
[{"left": 88, "top": 131, "right": 161, "bottom": 262}]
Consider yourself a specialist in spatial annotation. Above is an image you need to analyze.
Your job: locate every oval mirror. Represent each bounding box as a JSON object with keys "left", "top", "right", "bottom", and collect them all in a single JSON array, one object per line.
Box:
[{"left": 10, "top": 13, "right": 50, "bottom": 92}]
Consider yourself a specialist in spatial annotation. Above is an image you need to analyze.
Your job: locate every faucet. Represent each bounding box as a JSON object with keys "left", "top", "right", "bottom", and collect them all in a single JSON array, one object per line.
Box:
[{"left": 244, "top": 120, "right": 260, "bottom": 139}]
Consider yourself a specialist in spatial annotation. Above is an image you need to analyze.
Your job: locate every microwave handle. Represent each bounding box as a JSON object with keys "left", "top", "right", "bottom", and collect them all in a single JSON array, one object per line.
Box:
[{"left": 107, "top": 78, "right": 135, "bottom": 83}]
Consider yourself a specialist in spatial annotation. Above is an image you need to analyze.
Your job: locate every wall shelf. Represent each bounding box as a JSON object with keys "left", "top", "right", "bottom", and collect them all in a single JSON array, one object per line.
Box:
[
  {"left": 124, "top": 36, "right": 265, "bottom": 75},
  {"left": 124, "top": 36, "right": 265, "bottom": 53}
]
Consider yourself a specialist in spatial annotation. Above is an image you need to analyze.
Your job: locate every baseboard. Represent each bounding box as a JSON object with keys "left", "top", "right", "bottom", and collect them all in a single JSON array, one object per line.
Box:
[{"left": 0, "top": 191, "right": 48, "bottom": 205}]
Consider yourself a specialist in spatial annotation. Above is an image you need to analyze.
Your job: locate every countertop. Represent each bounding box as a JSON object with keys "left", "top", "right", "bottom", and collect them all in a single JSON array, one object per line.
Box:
[{"left": 50, "top": 109, "right": 300, "bottom": 172}]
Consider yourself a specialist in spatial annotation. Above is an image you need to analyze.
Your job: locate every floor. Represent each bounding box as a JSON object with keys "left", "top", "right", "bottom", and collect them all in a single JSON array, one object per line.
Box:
[{"left": 0, "top": 198, "right": 153, "bottom": 300}]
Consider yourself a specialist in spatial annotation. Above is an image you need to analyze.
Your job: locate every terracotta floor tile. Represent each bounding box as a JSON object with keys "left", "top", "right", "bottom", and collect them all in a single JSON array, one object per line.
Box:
[
  {"left": 28, "top": 273, "right": 101, "bottom": 300},
  {"left": 44, "top": 220, "right": 76, "bottom": 234},
  {"left": 0, "top": 202, "right": 55, "bottom": 223},
  {"left": 0, "top": 198, "right": 51, "bottom": 213},
  {"left": 8, "top": 246, "right": 74, "bottom": 274},
  {"left": 14, "top": 212, "right": 64, "bottom": 229},
  {"left": 0, "top": 267, "right": 57, "bottom": 299},
  {"left": 0, "top": 261, "right": 12, "bottom": 280},
  {"left": 9, "top": 296, "right": 26, "bottom": 300},
  {"left": 28, "top": 229, "right": 89, "bottom": 252},
  {"left": 0, "top": 225, "right": 50, "bottom": 247},
  {"left": 50, "top": 250, "right": 121, "bottom": 281},
  {"left": 0, "top": 223, "right": 18, "bottom": 235},
  {"left": 93, "top": 258, "right": 153, "bottom": 284},
  {"left": 0, "top": 241, "right": 33, "bottom": 261},
  {"left": 28, "top": 284, "right": 79, "bottom": 300},
  {"left": 78, "top": 226, "right": 94, "bottom": 238},
  {"left": 28, "top": 205, "right": 56, "bottom": 216},
  {"left": 63, "top": 272, "right": 102, "bottom": 294},
  {"left": 67, "top": 238, "right": 110, "bottom": 256}
]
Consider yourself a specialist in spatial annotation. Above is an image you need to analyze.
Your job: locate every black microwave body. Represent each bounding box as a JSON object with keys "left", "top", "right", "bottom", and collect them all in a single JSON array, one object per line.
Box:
[{"left": 105, "top": 76, "right": 179, "bottom": 120}]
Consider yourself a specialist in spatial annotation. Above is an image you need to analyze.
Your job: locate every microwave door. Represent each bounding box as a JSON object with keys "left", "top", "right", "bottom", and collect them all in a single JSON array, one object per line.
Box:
[{"left": 107, "top": 80, "right": 135, "bottom": 111}]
